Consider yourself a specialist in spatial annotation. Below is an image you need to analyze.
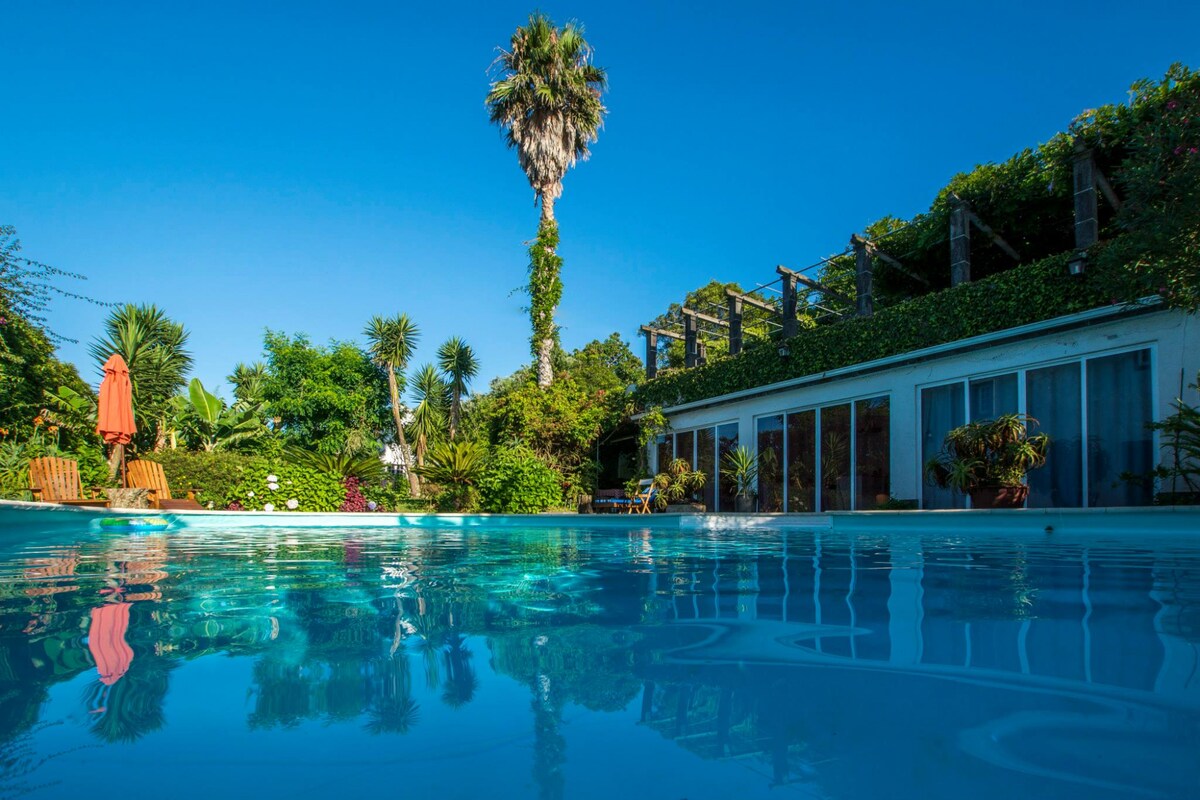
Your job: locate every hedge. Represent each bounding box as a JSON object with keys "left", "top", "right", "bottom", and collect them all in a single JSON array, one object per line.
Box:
[
  {"left": 145, "top": 450, "right": 344, "bottom": 511},
  {"left": 636, "top": 252, "right": 1123, "bottom": 409}
]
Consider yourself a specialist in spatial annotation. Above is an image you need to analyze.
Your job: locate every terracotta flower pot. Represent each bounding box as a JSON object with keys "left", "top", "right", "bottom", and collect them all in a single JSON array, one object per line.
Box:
[{"left": 969, "top": 485, "right": 1028, "bottom": 509}]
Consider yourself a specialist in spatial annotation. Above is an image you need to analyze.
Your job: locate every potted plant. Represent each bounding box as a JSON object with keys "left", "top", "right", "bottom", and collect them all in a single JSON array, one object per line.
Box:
[
  {"left": 653, "top": 458, "right": 708, "bottom": 512},
  {"left": 721, "top": 446, "right": 759, "bottom": 513},
  {"left": 924, "top": 414, "right": 1049, "bottom": 509}
]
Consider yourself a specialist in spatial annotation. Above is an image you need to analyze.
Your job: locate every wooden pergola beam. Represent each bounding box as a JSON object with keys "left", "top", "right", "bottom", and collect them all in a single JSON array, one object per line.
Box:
[
  {"left": 681, "top": 307, "right": 729, "bottom": 327},
  {"left": 724, "top": 288, "right": 777, "bottom": 314},
  {"left": 639, "top": 324, "right": 685, "bottom": 342},
  {"left": 776, "top": 264, "right": 853, "bottom": 307}
]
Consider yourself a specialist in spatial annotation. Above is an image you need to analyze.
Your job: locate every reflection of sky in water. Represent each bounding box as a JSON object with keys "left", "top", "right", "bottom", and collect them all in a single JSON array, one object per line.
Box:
[{"left": 1, "top": 524, "right": 1198, "bottom": 799}]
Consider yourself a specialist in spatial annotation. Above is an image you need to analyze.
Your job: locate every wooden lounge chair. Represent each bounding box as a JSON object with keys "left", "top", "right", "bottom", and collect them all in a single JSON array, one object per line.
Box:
[
  {"left": 126, "top": 460, "right": 204, "bottom": 510},
  {"left": 627, "top": 479, "right": 656, "bottom": 515},
  {"left": 28, "top": 457, "right": 108, "bottom": 507}
]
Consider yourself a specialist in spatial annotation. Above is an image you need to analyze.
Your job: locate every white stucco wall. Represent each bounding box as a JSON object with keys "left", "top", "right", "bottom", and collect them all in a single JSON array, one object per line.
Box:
[{"left": 653, "top": 307, "right": 1198, "bottom": 504}]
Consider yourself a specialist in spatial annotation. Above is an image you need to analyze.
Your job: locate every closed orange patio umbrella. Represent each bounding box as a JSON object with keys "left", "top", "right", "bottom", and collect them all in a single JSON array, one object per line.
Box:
[{"left": 96, "top": 354, "right": 137, "bottom": 481}]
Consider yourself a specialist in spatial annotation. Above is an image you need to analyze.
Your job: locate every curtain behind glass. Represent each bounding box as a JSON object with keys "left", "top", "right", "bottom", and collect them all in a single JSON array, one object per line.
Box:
[
  {"left": 821, "top": 404, "right": 852, "bottom": 511},
  {"left": 717, "top": 423, "right": 739, "bottom": 512},
  {"left": 921, "top": 384, "right": 966, "bottom": 509},
  {"left": 757, "top": 415, "right": 785, "bottom": 512},
  {"left": 786, "top": 410, "right": 816, "bottom": 512},
  {"left": 969, "top": 374, "right": 1018, "bottom": 420},
  {"left": 697, "top": 427, "right": 716, "bottom": 511},
  {"left": 1026, "top": 363, "right": 1082, "bottom": 508},
  {"left": 1087, "top": 350, "right": 1154, "bottom": 506},
  {"left": 855, "top": 397, "right": 890, "bottom": 509}
]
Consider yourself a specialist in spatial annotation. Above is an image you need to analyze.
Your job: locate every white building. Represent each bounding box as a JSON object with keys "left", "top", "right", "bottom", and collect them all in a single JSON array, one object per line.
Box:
[{"left": 649, "top": 303, "right": 1198, "bottom": 511}]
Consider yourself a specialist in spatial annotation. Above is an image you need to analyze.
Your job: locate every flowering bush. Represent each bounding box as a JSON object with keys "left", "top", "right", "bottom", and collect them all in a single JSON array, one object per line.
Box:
[{"left": 339, "top": 476, "right": 368, "bottom": 512}]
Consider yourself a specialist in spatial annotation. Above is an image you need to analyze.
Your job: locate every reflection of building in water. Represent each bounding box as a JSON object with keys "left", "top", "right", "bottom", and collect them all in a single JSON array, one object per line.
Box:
[{"left": 642, "top": 534, "right": 1200, "bottom": 697}]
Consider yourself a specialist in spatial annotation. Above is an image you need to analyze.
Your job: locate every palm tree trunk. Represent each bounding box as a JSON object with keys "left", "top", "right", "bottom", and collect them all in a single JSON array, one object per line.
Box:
[
  {"left": 388, "top": 370, "right": 421, "bottom": 498},
  {"left": 534, "top": 195, "right": 557, "bottom": 388},
  {"left": 449, "top": 387, "right": 460, "bottom": 441}
]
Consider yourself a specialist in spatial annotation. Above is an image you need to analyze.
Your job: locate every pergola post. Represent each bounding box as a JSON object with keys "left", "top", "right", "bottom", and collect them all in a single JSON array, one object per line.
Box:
[
  {"left": 727, "top": 294, "right": 744, "bottom": 355},
  {"left": 950, "top": 199, "right": 971, "bottom": 286},
  {"left": 1073, "top": 138, "right": 1098, "bottom": 251},
  {"left": 697, "top": 340, "right": 708, "bottom": 366},
  {"left": 684, "top": 313, "right": 699, "bottom": 368},
  {"left": 853, "top": 236, "right": 873, "bottom": 317},
  {"left": 643, "top": 328, "right": 658, "bottom": 380},
  {"left": 779, "top": 271, "right": 798, "bottom": 338}
]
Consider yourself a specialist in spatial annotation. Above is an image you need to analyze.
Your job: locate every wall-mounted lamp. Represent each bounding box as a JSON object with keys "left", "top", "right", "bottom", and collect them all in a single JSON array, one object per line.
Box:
[
  {"left": 1067, "top": 251, "right": 1087, "bottom": 276},
  {"left": 777, "top": 343, "right": 791, "bottom": 358}
]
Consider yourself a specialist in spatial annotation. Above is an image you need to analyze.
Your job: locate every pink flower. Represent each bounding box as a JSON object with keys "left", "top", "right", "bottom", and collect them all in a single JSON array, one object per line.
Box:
[
  {"left": 1191, "top": 147, "right": 1199, "bottom": 155},
  {"left": 1175, "top": 146, "right": 1185, "bottom": 155},
  {"left": 1168, "top": 100, "right": 1179, "bottom": 110}
]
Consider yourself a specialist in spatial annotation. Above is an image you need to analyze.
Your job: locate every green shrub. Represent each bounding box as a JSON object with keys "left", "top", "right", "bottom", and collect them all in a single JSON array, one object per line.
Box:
[
  {"left": 478, "top": 445, "right": 563, "bottom": 514},
  {"left": 146, "top": 450, "right": 344, "bottom": 511}
]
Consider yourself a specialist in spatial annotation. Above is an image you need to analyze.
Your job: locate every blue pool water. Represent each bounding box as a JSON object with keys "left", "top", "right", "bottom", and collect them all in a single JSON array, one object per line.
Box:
[{"left": 0, "top": 520, "right": 1197, "bottom": 799}]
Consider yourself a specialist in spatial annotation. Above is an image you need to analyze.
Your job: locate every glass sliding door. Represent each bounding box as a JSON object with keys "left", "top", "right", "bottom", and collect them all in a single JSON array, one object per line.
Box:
[
  {"left": 786, "top": 410, "right": 817, "bottom": 512},
  {"left": 675, "top": 429, "right": 695, "bottom": 469},
  {"left": 756, "top": 415, "right": 785, "bottom": 512},
  {"left": 1026, "top": 363, "right": 1082, "bottom": 508},
  {"left": 921, "top": 383, "right": 966, "bottom": 509},
  {"left": 717, "top": 423, "right": 739, "bottom": 512},
  {"left": 969, "top": 374, "right": 1018, "bottom": 420},
  {"left": 820, "top": 404, "right": 852, "bottom": 511},
  {"left": 1087, "top": 349, "right": 1154, "bottom": 506},
  {"left": 696, "top": 427, "right": 716, "bottom": 511},
  {"left": 855, "top": 397, "right": 890, "bottom": 510},
  {"left": 655, "top": 435, "right": 672, "bottom": 475}
]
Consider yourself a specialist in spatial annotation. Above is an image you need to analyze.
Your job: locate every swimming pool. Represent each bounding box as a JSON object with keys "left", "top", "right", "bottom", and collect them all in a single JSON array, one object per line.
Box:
[{"left": 1, "top": 515, "right": 1197, "bottom": 798}]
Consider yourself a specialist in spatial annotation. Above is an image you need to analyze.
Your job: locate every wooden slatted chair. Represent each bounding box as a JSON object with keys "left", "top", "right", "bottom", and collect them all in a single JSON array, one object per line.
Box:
[
  {"left": 125, "top": 460, "right": 204, "bottom": 510},
  {"left": 627, "top": 479, "right": 656, "bottom": 515},
  {"left": 28, "top": 457, "right": 108, "bottom": 506}
]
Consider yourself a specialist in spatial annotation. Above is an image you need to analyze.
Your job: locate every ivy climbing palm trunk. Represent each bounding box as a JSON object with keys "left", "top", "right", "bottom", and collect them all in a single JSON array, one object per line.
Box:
[
  {"left": 386, "top": 369, "right": 421, "bottom": 498},
  {"left": 531, "top": 195, "right": 563, "bottom": 388}
]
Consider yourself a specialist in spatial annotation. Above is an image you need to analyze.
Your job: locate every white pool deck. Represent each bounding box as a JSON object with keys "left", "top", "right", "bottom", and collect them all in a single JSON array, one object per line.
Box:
[{"left": 1, "top": 499, "right": 1197, "bottom": 537}]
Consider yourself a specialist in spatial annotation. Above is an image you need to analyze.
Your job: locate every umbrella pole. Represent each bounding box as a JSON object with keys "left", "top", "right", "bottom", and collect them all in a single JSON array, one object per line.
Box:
[{"left": 107, "top": 443, "right": 125, "bottom": 485}]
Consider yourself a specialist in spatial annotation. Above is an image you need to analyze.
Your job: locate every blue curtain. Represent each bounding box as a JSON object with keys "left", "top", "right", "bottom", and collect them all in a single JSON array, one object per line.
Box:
[
  {"left": 921, "top": 384, "right": 966, "bottom": 509},
  {"left": 1026, "top": 363, "right": 1082, "bottom": 507},
  {"left": 1087, "top": 350, "right": 1154, "bottom": 506}
]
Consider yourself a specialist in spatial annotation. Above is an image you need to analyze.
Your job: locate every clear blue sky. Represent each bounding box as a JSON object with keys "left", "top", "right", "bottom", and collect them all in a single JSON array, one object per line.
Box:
[{"left": 3, "top": 1, "right": 1198, "bottom": 396}]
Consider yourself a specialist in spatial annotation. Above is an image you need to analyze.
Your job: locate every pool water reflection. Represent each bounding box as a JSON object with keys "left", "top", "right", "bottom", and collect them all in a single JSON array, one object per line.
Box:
[{"left": 0, "top": 524, "right": 1198, "bottom": 799}]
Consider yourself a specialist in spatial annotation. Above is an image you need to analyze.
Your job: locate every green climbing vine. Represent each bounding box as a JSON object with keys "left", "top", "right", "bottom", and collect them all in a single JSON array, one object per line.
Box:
[{"left": 529, "top": 220, "right": 564, "bottom": 358}]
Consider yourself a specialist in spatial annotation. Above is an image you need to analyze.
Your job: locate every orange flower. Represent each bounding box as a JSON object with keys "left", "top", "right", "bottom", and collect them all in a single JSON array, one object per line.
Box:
[
  {"left": 33, "top": 416, "right": 44, "bottom": 427},
  {"left": 46, "top": 425, "right": 59, "bottom": 434}
]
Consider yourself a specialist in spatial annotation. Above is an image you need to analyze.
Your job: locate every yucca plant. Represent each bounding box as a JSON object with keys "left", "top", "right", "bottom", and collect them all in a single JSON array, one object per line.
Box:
[
  {"left": 651, "top": 457, "right": 708, "bottom": 510},
  {"left": 720, "top": 446, "right": 759, "bottom": 512},
  {"left": 417, "top": 440, "right": 488, "bottom": 511},
  {"left": 924, "top": 414, "right": 1049, "bottom": 507}
]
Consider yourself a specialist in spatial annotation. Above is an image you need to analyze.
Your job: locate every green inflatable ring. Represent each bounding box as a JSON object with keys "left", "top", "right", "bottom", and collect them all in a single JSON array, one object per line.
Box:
[{"left": 99, "top": 517, "right": 171, "bottom": 532}]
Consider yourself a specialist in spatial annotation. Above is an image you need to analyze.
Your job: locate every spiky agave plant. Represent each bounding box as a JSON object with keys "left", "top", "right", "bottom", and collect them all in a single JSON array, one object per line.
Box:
[{"left": 652, "top": 457, "right": 708, "bottom": 510}]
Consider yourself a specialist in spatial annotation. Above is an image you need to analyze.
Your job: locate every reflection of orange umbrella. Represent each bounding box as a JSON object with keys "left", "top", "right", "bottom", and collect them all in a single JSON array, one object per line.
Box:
[
  {"left": 97, "top": 354, "right": 136, "bottom": 480},
  {"left": 88, "top": 603, "right": 134, "bottom": 686}
]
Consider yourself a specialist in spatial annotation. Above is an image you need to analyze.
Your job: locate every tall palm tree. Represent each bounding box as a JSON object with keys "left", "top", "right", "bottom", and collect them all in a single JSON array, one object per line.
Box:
[
  {"left": 486, "top": 13, "right": 607, "bottom": 388},
  {"left": 364, "top": 314, "right": 421, "bottom": 497},
  {"left": 436, "top": 336, "right": 478, "bottom": 440},
  {"left": 407, "top": 363, "right": 448, "bottom": 491},
  {"left": 89, "top": 304, "right": 193, "bottom": 451}
]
